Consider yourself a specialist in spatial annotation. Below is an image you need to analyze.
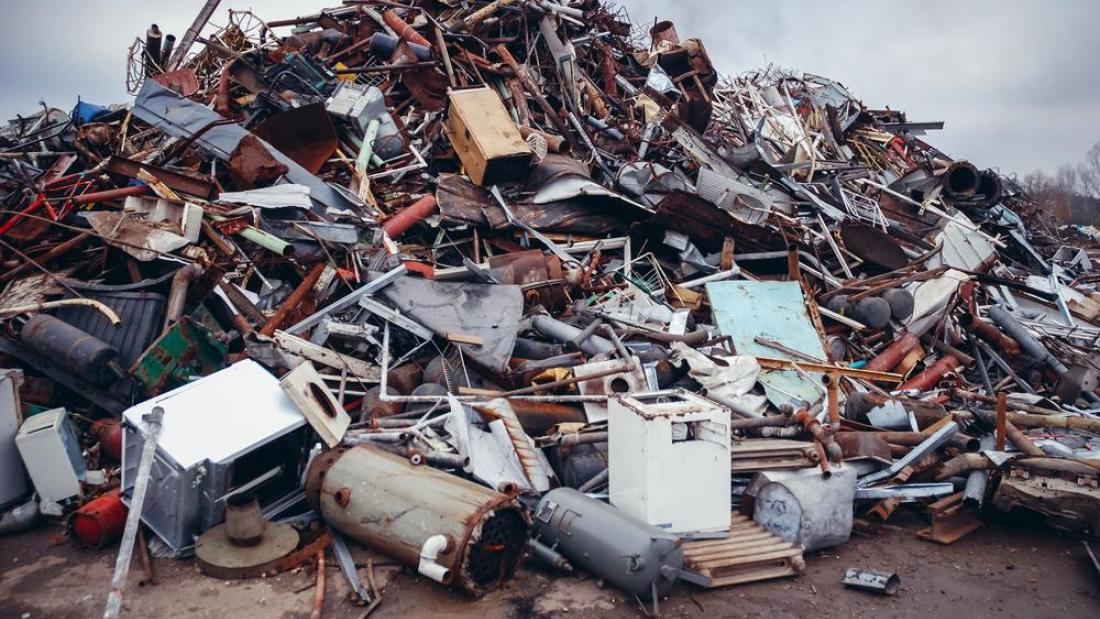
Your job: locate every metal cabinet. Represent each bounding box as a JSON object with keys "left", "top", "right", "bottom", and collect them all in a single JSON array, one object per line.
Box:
[{"left": 609, "top": 390, "right": 731, "bottom": 535}]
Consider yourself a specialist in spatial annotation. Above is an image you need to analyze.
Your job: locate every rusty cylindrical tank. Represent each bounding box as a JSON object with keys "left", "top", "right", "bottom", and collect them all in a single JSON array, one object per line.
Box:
[
  {"left": 305, "top": 445, "right": 529, "bottom": 597},
  {"left": 70, "top": 489, "right": 128, "bottom": 549},
  {"left": 92, "top": 419, "right": 124, "bottom": 461}
]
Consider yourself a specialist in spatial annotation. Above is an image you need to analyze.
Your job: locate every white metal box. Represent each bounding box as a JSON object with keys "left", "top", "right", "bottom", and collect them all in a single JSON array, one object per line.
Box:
[
  {"left": 609, "top": 390, "right": 731, "bottom": 534},
  {"left": 122, "top": 360, "right": 308, "bottom": 552},
  {"left": 15, "top": 407, "right": 86, "bottom": 503}
]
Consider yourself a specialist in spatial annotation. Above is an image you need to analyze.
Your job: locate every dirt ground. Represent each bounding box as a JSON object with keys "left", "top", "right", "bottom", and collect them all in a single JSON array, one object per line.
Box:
[{"left": 1, "top": 512, "right": 1097, "bottom": 619}]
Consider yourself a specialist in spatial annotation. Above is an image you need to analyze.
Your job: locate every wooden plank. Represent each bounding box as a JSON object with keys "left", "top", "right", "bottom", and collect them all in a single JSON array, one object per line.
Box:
[
  {"left": 687, "top": 542, "right": 798, "bottom": 563},
  {"left": 694, "top": 548, "right": 804, "bottom": 570},
  {"left": 706, "top": 564, "right": 801, "bottom": 587},
  {"left": 445, "top": 332, "right": 485, "bottom": 346},
  {"left": 755, "top": 356, "right": 902, "bottom": 382},
  {"left": 686, "top": 539, "right": 799, "bottom": 560},
  {"left": 685, "top": 531, "right": 775, "bottom": 549},
  {"left": 686, "top": 536, "right": 794, "bottom": 556}
]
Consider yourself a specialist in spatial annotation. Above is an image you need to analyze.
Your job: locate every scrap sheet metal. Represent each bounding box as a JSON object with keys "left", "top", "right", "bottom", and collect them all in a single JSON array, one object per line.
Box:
[
  {"left": 132, "top": 80, "right": 357, "bottom": 214},
  {"left": 378, "top": 275, "right": 523, "bottom": 372},
  {"left": 706, "top": 281, "right": 827, "bottom": 407}
]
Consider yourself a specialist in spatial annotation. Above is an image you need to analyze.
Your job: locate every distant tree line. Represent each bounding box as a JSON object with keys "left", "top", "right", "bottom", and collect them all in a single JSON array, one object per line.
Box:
[{"left": 1021, "top": 141, "right": 1100, "bottom": 225}]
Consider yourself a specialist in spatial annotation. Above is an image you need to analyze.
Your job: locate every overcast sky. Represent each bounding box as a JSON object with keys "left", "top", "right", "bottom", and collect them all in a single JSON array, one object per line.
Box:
[{"left": 2, "top": 1, "right": 1098, "bottom": 177}]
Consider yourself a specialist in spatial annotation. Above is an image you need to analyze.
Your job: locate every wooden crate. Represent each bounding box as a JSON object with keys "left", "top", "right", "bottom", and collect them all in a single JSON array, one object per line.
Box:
[
  {"left": 443, "top": 86, "right": 532, "bottom": 186},
  {"left": 680, "top": 514, "right": 805, "bottom": 588}
]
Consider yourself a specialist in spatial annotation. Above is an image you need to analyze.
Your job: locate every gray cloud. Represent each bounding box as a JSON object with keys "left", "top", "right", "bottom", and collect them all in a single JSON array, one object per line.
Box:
[{"left": 1, "top": 0, "right": 1096, "bottom": 176}]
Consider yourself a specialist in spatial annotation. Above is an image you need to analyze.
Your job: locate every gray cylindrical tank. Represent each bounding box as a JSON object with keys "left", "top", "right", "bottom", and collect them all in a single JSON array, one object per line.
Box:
[
  {"left": 533, "top": 488, "right": 682, "bottom": 600},
  {"left": 748, "top": 467, "right": 856, "bottom": 552},
  {"left": 20, "top": 314, "right": 120, "bottom": 385}
]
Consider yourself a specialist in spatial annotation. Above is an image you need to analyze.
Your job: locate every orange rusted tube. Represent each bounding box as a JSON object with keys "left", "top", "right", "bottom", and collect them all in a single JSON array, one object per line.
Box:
[
  {"left": 260, "top": 263, "right": 325, "bottom": 337},
  {"left": 960, "top": 314, "right": 1021, "bottom": 358},
  {"left": 896, "top": 354, "right": 958, "bottom": 391},
  {"left": 792, "top": 409, "right": 842, "bottom": 462},
  {"left": 382, "top": 195, "right": 438, "bottom": 238},
  {"left": 383, "top": 10, "right": 432, "bottom": 48},
  {"left": 995, "top": 392, "right": 1007, "bottom": 450},
  {"left": 823, "top": 373, "right": 840, "bottom": 424},
  {"left": 865, "top": 331, "right": 920, "bottom": 373},
  {"left": 310, "top": 549, "right": 325, "bottom": 619}
]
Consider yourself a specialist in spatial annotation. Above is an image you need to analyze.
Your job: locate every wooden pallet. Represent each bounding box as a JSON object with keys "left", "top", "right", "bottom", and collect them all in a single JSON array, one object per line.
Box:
[{"left": 680, "top": 514, "right": 805, "bottom": 588}]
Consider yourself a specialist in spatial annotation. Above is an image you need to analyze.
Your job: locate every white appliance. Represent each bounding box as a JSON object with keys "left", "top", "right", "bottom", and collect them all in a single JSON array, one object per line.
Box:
[
  {"left": 609, "top": 390, "right": 731, "bottom": 535},
  {"left": 122, "top": 360, "right": 308, "bottom": 552},
  {"left": 0, "top": 369, "right": 29, "bottom": 508},
  {"left": 15, "top": 407, "right": 86, "bottom": 503}
]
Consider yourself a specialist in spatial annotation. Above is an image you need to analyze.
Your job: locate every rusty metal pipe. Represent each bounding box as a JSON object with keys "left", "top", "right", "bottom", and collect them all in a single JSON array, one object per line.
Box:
[
  {"left": 382, "top": 195, "right": 438, "bottom": 238},
  {"left": 137, "top": 529, "right": 156, "bottom": 586},
  {"left": 163, "top": 263, "right": 203, "bottom": 335},
  {"left": 935, "top": 453, "right": 992, "bottom": 481},
  {"left": 824, "top": 373, "right": 840, "bottom": 423},
  {"left": 792, "top": 409, "right": 842, "bottom": 462},
  {"left": 865, "top": 332, "right": 920, "bottom": 373},
  {"left": 260, "top": 264, "right": 325, "bottom": 337},
  {"left": 813, "top": 441, "right": 832, "bottom": 479},
  {"left": 310, "top": 549, "right": 325, "bottom": 619},
  {"left": 887, "top": 444, "right": 910, "bottom": 458},
  {"left": 959, "top": 313, "right": 1020, "bottom": 358},
  {"left": 71, "top": 185, "right": 151, "bottom": 205},
  {"left": 305, "top": 446, "right": 528, "bottom": 597},
  {"left": 896, "top": 354, "right": 958, "bottom": 391},
  {"left": 922, "top": 334, "right": 975, "bottom": 367},
  {"left": 507, "top": 400, "right": 586, "bottom": 436},
  {"left": 1005, "top": 421, "right": 1045, "bottom": 456},
  {"left": 622, "top": 326, "right": 709, "bottom": 347},
  {"left": 382, "top": 10, "right": 432, "bottom": 47}
]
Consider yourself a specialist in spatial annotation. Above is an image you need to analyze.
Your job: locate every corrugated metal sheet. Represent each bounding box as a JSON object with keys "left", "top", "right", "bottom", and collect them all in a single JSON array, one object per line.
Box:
[{"left": 55, "top": 291, "right": 165, "bottom": 366}]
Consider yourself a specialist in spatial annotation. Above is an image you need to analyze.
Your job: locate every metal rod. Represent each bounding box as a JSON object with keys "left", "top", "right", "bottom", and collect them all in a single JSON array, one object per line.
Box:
[{"left": 104, "top": 406, "right": 164, "bottom": 619}]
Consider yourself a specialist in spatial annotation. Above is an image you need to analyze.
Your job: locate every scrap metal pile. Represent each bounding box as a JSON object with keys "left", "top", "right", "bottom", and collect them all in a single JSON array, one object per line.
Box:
[{"left": 2, "top": 0, "right": 1099, "bottom": 614}]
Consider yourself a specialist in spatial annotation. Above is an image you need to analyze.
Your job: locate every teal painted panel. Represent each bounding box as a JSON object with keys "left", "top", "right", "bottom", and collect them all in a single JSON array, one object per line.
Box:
[{"left": 706, "top": 281, "right": 827, "bottom": 407}]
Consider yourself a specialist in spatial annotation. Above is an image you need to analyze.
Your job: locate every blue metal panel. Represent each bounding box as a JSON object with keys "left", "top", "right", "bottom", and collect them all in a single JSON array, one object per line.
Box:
[{"left": 706, "top": 281, "right": 826, "bottom": 407}]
